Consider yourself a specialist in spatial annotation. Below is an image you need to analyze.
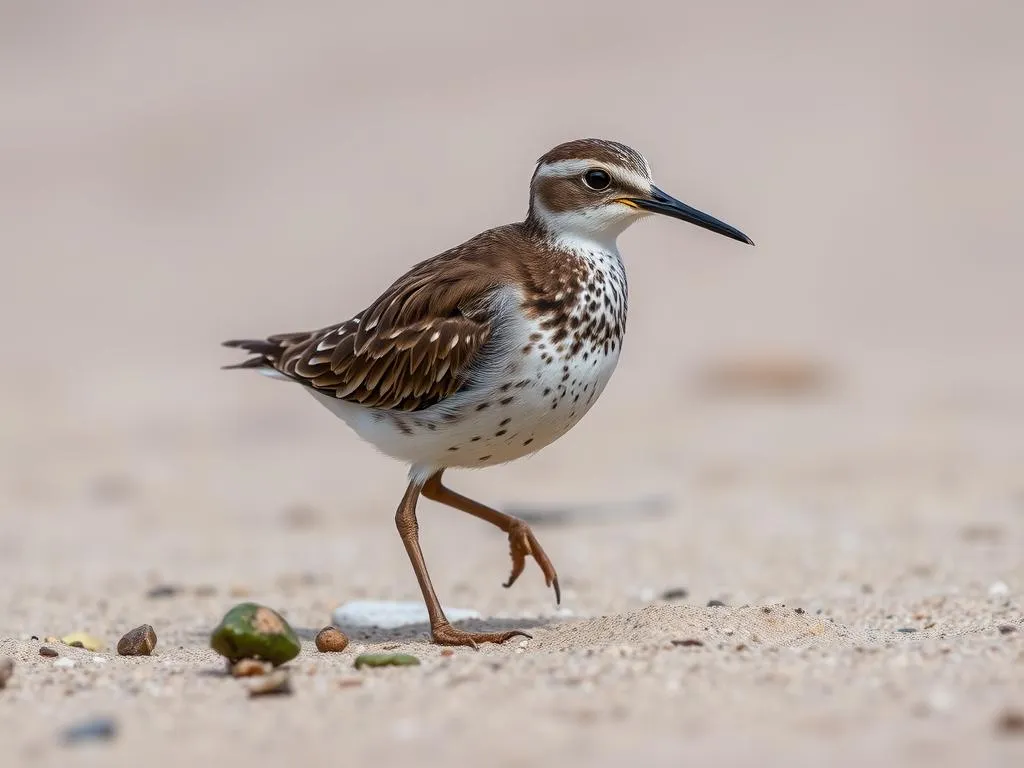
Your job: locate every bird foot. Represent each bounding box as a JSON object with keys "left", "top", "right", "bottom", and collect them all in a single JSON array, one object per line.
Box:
[
  {"left": 502, "top": 519, "right": 561, "bottom": 604},
  {"left": 430, "top": 621, "right": 531, "bottom": 650}
]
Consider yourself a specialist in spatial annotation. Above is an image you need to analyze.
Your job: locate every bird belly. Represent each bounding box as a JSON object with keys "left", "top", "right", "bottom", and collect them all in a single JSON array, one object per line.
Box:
[{"left": 308, "top": 322, "right": 621, "bottom": 473}]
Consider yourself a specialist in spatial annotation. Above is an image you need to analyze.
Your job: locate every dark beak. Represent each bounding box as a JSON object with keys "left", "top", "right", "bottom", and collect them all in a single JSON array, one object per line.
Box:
[{"left": 626, "top": 186, "right": 754, "bottom": 245}]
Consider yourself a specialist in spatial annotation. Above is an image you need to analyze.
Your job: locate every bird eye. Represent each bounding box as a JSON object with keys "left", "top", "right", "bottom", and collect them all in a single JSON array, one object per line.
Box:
[{"left": 582, "top": 168, "right": 611, "bottom": 191}]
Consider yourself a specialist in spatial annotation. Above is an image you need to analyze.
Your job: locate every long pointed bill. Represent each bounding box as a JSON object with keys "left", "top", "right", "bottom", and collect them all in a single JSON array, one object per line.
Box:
[{"left": 624, "top": 186, "right": 754, "bottom": 245}]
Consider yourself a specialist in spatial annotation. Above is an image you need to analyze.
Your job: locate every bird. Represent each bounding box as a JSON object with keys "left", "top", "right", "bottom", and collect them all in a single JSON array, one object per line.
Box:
[{"left": 222, "top": 138, "right": 753, "bottom": 648}]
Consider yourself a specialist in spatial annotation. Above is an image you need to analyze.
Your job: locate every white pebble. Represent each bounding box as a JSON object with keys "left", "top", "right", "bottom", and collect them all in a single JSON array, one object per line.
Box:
[
  {"left": 332, "top": 600, "right": 480, "bottom": 630},
  {"left": 53, "top": 658, "right": 76, "bottom": 669},
  {"left": 988, "top": 581, "right": 1010, "bottom": 597},
  {"left": 927, "top": 688, "right": 956, "bottom": 713}
]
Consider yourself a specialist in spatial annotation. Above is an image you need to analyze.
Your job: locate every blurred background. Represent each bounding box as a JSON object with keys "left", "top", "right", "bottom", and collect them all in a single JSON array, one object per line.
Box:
[
  {"left": 1, "top": 0, "right": 1022, "bottom": 617},
  {"left": 2, "top": 1, "right": 1024, "bottom": 763}
]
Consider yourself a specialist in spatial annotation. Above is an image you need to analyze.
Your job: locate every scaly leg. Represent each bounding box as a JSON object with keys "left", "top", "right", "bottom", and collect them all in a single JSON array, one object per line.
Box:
[
  {"left": 421, "top": 470, "right": 561, "bottom": 604},
  {"left": 394, "top": 480, "right": 531, "bottom": 648}
]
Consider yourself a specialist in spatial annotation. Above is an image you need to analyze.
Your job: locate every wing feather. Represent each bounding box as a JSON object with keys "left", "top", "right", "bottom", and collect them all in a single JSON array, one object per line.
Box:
[{"left": 223, "top": 257, "right": 499, "bottom": 411}]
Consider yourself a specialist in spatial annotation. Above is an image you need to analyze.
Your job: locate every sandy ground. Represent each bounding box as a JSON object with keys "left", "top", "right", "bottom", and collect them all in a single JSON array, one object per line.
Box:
[{"left": 2, "top": 1, "right": 1024, "bottom": 765}]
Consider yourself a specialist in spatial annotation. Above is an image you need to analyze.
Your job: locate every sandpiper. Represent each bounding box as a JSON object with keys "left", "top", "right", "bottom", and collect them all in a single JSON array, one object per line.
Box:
[{"left": 223, "top": 138, "right": 753, "bottom": 647}]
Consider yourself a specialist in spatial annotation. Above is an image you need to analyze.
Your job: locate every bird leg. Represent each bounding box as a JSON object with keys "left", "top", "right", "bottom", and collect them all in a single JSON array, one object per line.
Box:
[
  {"left": 421, "top": 470, "right": 561, "bottom": 604},
  {"left": 395, "top": 480, "right": 531, "bottom": 648}
]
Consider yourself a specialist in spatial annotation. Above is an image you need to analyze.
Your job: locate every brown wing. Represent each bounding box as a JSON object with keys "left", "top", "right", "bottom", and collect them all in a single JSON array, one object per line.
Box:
[{"left": 223, "top": 241, "right": 509, "bottom": 411}]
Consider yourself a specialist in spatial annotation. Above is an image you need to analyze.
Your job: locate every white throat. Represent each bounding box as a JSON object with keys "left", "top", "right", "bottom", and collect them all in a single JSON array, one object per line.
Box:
[{"left": 531, "top": 199, "right": 636, "bottom": 256}]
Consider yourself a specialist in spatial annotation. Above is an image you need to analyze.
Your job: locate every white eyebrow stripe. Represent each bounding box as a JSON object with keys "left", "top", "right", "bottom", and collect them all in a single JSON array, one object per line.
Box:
[
  {"left": 535, "top": 159, "right": 594, "bottom": 178},
  {"left": 535, "top": 159, "right": 652, "bottom": 194}
]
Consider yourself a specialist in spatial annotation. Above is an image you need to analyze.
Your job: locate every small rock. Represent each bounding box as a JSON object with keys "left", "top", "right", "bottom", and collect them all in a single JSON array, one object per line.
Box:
[
  {"left": 332, "top": 600, "right": 480, "bottom": 630},
  {"left": 671, "top": 639, "right": 704, "bottom": 648},
  {"left": 209, "top": 603, "right": 300, "bottom": 666},
  {"left": 707, "top": 599, "right": 726, "bottom": 608},
  {"left": 61, "top": 633, "right": 104, "bottom": 652},
  {"left": 146, "top": 584, "right": 181, "bottom": 599},
  {"left": 996, "top": 709, "right": 1024, "bottom": 735},
  {"left": 53, "top": 658, "right": 76, "bottom": 669},
  {"left": 989, "top": 581, "right": 1010, "bottom": 597},
  {"left": 0, "top": 658, "right": 13, "bottom": 689},
  {"left": 194, "top": 585, "right": 217, "bottom": 597},
  {"left": 353, "top": 653, "right": 421, "bottom": 670},
  {"left": 660, "top": 587, "right": 689, "bottom": 601},
  {"left": 230, "top": 659, "right": 271, "bottom": 677},
  {"left": 61, "top": 716, "right": 117, "bottom": 745},
  {"left": 998, "top": 624, "right": 1018, "bottom": 635},
  {"left": 247, "top": 669, "right": 291, "bottom": 697},
  {"left": 39, "top": 646, "right": 58, "bottom": 658},
  {"left": 315, "top": 627, "right": 350, "bottom": 653},
  {"left": 897, "top": 627, "right": 918, "bottom": 634},
  {"left": 117, "top": 625, "right": 157, "bottom": 656}
]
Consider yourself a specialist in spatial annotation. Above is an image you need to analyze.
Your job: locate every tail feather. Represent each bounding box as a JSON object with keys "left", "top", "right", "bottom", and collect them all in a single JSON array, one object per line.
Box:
[{"left": 221, "top": 338, "right": 285, "bottom": 371}]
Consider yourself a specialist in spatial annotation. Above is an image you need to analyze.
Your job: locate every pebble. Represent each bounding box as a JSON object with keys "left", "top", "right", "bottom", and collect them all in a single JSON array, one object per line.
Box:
[
  {"left": 231, "top": 659, "right": 272, "bottom": 677},
  {"left": 671, "top": 639, "right": 705, "bottom": 648},
  {"left": 998, "top": 624, "right": 1018, "bottom": 635},
  {"left": 996, "top": 709, "right": 1024, "bottom": 735},
  {"left": 54, "top": 658, "right": 76, "bottom": 669},
  {"left": 0, "top": 658, "right": 13, "bottom": 689},
  {"left": 988, "top": 581, "right": 1010, "bottom": 597},
  {"left": 353, "top": 653, "right": 421, "bottom": 670},
  {"left": 209, "top": 603, "right": 300, "bottom": 666},
  {"left": 61, "top": 633, "right": 104, "bottom": 652},
  {"left": 247, "top": 670, "right": 291, "bottom": 697},
  {"left": 332, "top": 600, "right": 480, "bottom": 630},
  {"left": 39, "top": 646, "right": 58, "bottom": 658},
  {"left": 660, "top": 587, "right": 689, "bottom": 601},
  {"left": 61, "top": 716, "right": 117, "bottom": 745},
  {"left": 314, "top": 627, "right": 350, "bottom": 653},
  {"left": 117, "top": 625, "right": 157, "bottom": 656},
  {"left": 146, "top": 584, "right": 182, "bottom": 599},
  {"left": 707, "top": 599, "right": 727, "bottom": 608}
]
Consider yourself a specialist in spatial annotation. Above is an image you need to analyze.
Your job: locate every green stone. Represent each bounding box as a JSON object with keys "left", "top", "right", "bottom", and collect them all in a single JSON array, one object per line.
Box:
[
  {"left": 209, "top": 603, "right": 300, "bottom": 666},
  {"left": 353, "top": 652, "right": 421, "bottom": 669}
]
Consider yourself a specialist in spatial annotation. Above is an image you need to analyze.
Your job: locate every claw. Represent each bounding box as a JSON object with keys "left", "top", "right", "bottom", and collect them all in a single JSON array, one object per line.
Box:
[{"left": 502, "top": 520, "right": 560, "bottom": 605}]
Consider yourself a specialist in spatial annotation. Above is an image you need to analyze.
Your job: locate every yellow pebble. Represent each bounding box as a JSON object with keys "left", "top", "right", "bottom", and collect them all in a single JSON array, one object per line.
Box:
[{"left": 61, "top": 632, "right": 105, "bottom": 652}]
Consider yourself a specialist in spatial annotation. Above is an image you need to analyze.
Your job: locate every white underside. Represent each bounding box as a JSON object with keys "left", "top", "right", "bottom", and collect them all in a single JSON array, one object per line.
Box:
[{"left": 308, "top": 283, "right": 622, "bottom": 485}]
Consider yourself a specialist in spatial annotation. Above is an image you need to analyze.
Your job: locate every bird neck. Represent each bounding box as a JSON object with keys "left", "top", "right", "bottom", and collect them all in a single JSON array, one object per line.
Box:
[{"left": 525, "top": 206, "right": 625, "bottom": 258}]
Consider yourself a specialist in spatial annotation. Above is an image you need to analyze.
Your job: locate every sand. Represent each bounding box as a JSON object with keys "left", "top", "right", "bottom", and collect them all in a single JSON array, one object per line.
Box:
[{"left": 1, "top": 1, "right": 1023, "bottom": 766}]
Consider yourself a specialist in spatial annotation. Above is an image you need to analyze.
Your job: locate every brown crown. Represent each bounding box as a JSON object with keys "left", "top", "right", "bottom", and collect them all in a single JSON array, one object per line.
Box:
[{"left": 536, "top": 138, "right": 650, "bottom": 179}]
